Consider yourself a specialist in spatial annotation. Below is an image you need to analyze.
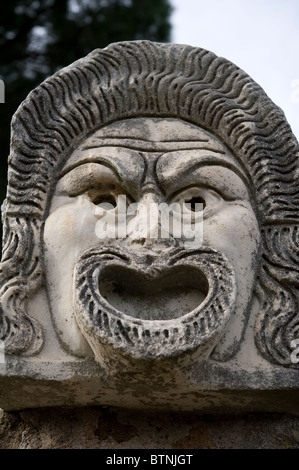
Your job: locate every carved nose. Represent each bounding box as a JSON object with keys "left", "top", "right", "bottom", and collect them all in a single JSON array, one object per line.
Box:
[{"left": 127, "top": 192, "right": 178, "bottom": 251}]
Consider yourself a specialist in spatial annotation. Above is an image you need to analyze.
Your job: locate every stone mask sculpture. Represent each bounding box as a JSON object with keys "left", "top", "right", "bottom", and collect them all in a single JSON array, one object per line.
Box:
[{"left": 0, "top": 41, "right": 298, "bottom": 411}]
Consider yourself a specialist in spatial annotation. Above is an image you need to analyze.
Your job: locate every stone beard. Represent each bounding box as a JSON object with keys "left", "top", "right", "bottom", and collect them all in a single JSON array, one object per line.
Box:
[{"left": 1, "top": 41, "right": 298, "bottom": 381}]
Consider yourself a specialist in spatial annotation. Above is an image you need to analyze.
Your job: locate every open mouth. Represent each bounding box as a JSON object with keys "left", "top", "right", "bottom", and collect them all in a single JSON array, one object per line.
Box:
[
  {"left": 99, "top": 265, "right": 209, "bottom": 321},
  {"left": 74, "top": 247, "right": 236, "bottom": 360}
]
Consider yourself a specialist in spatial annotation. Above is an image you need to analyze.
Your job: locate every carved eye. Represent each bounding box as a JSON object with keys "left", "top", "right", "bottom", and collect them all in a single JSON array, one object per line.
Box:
[
  {"left": 91, "top": 193, "right": 117, "bottom": 209},
  {"left": 172, "top": 187, "right": 223, "bottom": 218},
  {"left": 88, "top": 184, "right": 118, "bottom": 210},
  {"left": 184, "top": 196, "right": 206, "bottom": 212}
]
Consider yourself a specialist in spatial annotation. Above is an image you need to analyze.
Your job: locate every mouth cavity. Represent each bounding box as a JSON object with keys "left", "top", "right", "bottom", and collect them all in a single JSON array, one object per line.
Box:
[{"left": 98, "top": 265, "right": 209, "bottom": 321}]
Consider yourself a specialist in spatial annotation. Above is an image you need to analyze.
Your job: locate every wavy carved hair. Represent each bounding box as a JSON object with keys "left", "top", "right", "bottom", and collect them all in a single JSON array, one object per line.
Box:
[{"left": 1, "top": 41, "right": 298, "bottom": 365}]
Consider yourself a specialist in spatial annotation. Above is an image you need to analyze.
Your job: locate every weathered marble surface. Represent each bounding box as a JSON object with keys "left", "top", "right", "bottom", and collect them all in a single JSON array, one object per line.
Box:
[{"left": 0, "top": 41, "right": 298, "bottom": 411}]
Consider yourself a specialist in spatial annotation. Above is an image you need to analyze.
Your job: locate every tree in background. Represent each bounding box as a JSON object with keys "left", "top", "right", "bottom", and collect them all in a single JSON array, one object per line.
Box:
[{"left": 0, "top": 0, "right": 172, "bottom": 210}]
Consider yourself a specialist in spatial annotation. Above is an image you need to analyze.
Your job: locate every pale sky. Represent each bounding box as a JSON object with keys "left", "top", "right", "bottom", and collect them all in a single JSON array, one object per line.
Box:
[{"left": 170, "top": 0, "right": 299, "bottom": 139}]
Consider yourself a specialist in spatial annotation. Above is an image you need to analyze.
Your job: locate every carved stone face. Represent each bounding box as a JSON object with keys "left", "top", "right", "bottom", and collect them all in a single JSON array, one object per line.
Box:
[{"left": 44, "top": 118, "right": 260, "bottom": 369}]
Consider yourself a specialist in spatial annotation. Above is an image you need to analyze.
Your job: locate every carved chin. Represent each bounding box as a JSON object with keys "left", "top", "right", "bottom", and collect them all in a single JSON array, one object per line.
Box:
[{"left": 73, "top": 247, "right": 236, "bottom": 366}]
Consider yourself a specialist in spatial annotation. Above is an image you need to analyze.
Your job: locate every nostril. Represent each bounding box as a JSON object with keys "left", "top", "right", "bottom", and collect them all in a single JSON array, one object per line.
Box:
[
  {"left": 145, "top": 253, "right": 156, "bottom": 265},
  {"left": 185, "top": 196, "right": 206, "bottom": 211}
]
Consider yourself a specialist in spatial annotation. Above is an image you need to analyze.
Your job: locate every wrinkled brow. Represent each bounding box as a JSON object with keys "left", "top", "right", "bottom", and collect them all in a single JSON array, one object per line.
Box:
[{"left": 156, "top": 150, "right": 249, "bottom": 189}]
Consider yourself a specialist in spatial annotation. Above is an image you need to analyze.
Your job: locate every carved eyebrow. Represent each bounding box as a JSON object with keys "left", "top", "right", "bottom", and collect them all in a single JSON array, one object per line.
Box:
[
  {"left": 57, "top": 152, "right": 146, "bottom": 199},
  {"left": 55, "top": 162, "right": 122, "bottom": 198},
  {"left": 59, "top": 146, "right": 146, "bottom": 181},
  {"left": 176, "top": 159, "right": 249, "bottom": 185},
  {"left": 58, "top": 158, "right": 122, "bottom": 181},
  {"left": 156, "top": 152, "right": 250, "bottom": 188}
]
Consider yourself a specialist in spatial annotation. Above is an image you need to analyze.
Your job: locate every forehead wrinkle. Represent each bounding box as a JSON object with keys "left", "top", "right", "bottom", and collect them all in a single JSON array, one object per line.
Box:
[{"left": 82, "top": 139, "right": 224, "bottom": 152}]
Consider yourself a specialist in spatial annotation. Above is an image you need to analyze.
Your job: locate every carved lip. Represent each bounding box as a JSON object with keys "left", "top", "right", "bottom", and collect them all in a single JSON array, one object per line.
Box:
[{"left": 74, "top": 247, "right": 236, "bottom": 360}]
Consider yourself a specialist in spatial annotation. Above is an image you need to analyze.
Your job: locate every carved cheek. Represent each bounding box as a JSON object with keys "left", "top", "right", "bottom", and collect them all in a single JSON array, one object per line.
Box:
[
  {"left": 44, "top": 197, "right": 101, "bottom": 261},
  {"left": 43, "top": 198, "right": 100, "bottom": 357},
  {"left": 202, "top": 202, "right": 260, "bottom": 275}
]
